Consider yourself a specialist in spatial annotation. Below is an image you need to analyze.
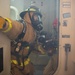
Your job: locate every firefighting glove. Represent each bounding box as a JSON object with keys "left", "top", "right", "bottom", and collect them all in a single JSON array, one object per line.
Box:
[{"left": 0, "top": 16, "right": 6, "bottom": 29}]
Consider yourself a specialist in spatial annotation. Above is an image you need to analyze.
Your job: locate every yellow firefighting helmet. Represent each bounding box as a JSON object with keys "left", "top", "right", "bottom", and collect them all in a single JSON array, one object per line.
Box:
[{"left": 20, "top": 6, "right": 42, "bottom": 19}]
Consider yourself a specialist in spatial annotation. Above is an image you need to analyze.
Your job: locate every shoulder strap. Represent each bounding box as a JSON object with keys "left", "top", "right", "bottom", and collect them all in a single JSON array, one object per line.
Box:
[{"left": 15, "top": 19, "right": 27, "bottom": 42}]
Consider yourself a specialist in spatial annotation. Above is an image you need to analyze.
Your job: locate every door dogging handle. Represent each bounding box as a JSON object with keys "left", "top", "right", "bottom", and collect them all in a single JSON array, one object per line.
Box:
[{"left": 64, "top": 44, "right": 71, "bottom": 71}]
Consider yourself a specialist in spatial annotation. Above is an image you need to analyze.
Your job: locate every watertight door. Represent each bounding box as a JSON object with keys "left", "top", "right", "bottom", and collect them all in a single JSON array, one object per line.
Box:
[
  {"left": 54, "top": 0, "right": 75, "bottom": 75},
  {"left": 0, "top": 0, "right": 11, "bottom": 75}
]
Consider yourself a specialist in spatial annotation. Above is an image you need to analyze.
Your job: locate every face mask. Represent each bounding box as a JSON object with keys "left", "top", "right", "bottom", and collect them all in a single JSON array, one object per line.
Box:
[{"left": 31, "top": 13, "right": 43, "bottom": 31}]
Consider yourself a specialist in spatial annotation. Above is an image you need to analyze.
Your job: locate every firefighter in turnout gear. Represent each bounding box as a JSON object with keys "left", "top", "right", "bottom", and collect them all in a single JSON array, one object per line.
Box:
[{"left": 0, "top": 6, "right": 43, "bottom": 75}]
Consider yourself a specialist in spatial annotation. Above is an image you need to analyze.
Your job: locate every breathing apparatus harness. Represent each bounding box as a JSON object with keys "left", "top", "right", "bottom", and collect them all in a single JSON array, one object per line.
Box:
[{"left": 11, "top": 20, "right": 32, "bottom": 71}]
